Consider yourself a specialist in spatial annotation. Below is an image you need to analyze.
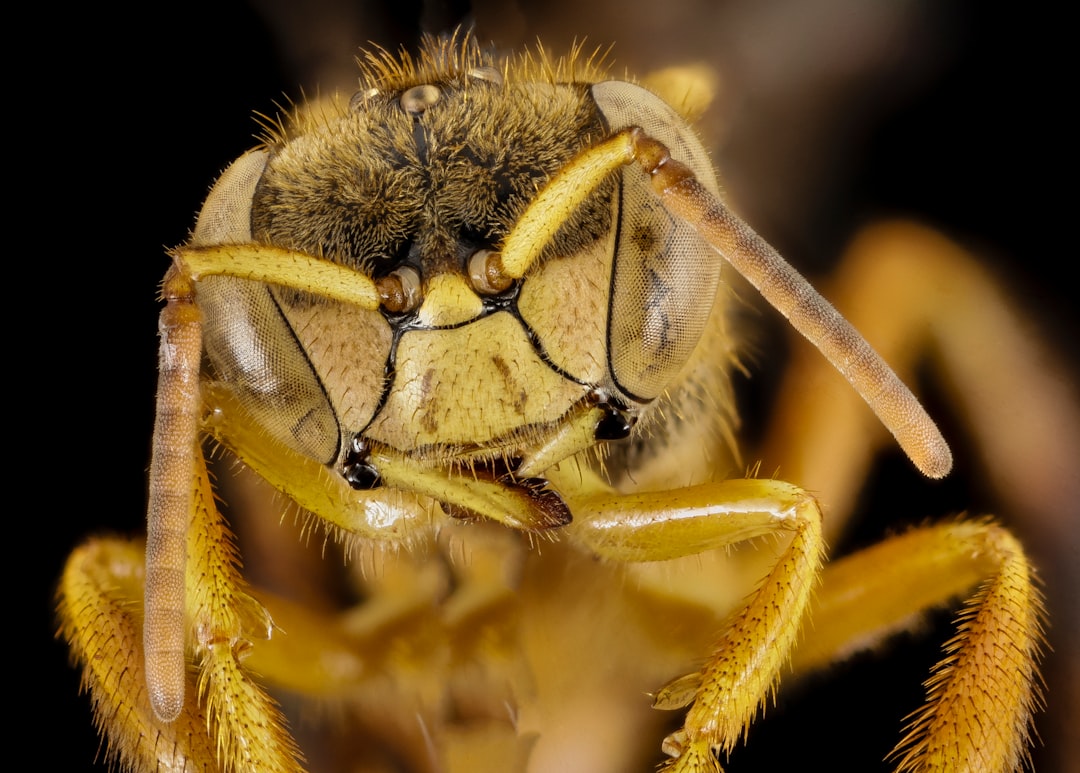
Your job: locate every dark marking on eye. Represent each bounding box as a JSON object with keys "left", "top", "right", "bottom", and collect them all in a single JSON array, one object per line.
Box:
[{"left": 631, "top": 223, "right": 658, "bottom": 254}]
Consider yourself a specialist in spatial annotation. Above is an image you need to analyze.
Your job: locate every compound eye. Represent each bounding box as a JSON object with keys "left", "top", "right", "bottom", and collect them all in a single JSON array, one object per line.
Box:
[
  {"left": 193, "top": 150, "right": 342, "bottom": 465},
  {"left": 592, "top": 81, "right": 723, "bottom": 402},
  {"left": 468, "top": 249, "right": 513, "bottom": 295}
]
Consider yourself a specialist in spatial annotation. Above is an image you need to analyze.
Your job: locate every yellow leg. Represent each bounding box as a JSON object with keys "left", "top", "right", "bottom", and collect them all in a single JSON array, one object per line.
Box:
[
  {"left": 567, "top": 477, "right": 1044, "bottom": 772},
  {"left": 185, "top": 452, "right": 304, "bottom": 772},
  {"left": 567, "top": 478, "right": 825, "bottom": 771},
  {"left": 58, "top": 538, "right": 216, "bottom": 772},
  {"left": 791, "top": 520, "right": 1045, "bottom": 773},
  {"left": 57, "top": 450, "right": 306, "bottom": 773}
]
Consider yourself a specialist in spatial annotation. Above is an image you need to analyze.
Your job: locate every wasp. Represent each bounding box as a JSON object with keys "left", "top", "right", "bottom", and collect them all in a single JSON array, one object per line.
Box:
[{"left": 57, "top": 33, "right": 1051, "bottom": 772}]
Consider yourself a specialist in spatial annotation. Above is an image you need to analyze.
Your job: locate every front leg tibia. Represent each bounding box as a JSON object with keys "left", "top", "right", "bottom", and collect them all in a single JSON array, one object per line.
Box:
[
  {"left": 568, "top": 479, "right": 825, "bottom": 769},
  {"left": 186, "top": 451, "right": 306, "bottom": 773},
  {"left": 678, "top": 499, "right": 821, "bottom": 761}
]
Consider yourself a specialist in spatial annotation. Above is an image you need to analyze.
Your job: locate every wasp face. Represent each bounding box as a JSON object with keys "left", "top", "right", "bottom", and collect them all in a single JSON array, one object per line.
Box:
[{"left": 197, "top": 44, "right": 729, "bottom": 496}]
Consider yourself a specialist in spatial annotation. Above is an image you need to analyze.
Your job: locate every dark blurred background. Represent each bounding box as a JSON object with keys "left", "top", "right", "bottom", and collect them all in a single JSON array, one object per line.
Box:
[{"left": 36, "top": 1, "right": 1075, "bottom": 770}]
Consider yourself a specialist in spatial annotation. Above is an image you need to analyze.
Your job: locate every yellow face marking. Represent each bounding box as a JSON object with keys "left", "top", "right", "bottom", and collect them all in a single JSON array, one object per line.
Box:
[
  {"left": 364, "top": 311, "right": 588, "bottom": 451},
  {"left": 414, "top": 272, "right": 485, "bottom": 328}
]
